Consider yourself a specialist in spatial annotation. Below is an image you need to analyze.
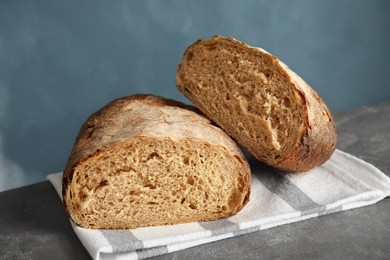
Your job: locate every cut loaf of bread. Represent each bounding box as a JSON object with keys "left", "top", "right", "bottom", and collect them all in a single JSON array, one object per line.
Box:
[
  {"left": 62, "top": 94, "right": 251, "bottom": 229},
  {"left": 176, "top": 36, "right": 337, "bottom": 172}
]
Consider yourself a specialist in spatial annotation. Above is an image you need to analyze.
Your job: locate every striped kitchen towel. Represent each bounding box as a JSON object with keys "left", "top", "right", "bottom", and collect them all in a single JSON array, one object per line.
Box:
[{"left": 47, "top": 149, "right": 390, "bottom": 260}]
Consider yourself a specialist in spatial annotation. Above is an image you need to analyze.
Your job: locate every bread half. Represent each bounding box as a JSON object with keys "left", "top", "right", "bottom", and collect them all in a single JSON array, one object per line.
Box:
[
  {"left": 62, "top": 94, "right": 251, "bottom": 229},
  {"left": 176, "top": 36, "right": 337, "bottom": 172}
]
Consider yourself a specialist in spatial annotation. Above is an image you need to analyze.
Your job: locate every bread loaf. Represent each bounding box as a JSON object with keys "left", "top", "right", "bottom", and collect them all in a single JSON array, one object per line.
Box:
[
  {"left": 176, "top": 36, "right": 337, "bottom": 172},
  {"left": 62, "top": 94, "right": 251, "bottom": 229}
]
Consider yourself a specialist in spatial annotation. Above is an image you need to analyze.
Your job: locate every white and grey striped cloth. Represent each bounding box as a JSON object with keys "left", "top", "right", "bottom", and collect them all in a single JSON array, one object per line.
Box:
[{"left": 47, "top": 149, "right": 390, "bottom": 260}]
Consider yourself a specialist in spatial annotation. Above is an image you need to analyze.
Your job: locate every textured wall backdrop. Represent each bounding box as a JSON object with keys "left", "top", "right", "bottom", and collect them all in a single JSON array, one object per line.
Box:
[{"left": 1, "top": 0, "right": 389, "bottom": 190}]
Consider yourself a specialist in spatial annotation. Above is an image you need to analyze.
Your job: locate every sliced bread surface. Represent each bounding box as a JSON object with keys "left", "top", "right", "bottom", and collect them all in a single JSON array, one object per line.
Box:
[
  {"left": 176, "top": 36, "right": 337, "bottom": 172},
  {"left": 62, "top": 94, "right": 251, "bottom": 229}
]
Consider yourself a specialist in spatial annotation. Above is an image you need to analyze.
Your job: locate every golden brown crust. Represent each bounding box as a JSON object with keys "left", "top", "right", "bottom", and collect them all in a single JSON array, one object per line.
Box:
[
  {"left": 275, "top": 64, "right": 337, "bottom": 171},
  {"left": 176, "top": 36, "right": 337, "bottom": 172},
  {"left": 62, "top": 94, "right": 251, "bottom": 229}
]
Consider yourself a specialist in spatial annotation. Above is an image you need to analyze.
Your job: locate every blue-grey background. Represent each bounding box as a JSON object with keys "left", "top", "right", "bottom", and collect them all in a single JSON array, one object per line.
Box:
[{"left": 1, "top": 0, "right": 389, "bottom": 191}]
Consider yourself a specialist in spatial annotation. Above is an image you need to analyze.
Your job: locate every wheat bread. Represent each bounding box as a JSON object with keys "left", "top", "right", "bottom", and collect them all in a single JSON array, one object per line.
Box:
[
  {"left": 176, "top": 36, "right": 337, "bottom": 172},
  {"left": 62, "top": 94, "right": 251, "bottom": 229}
]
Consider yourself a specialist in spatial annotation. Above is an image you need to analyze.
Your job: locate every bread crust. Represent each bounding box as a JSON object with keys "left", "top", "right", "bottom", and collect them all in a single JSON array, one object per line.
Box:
[
  {"left": 62, "top": 94, "right": 251, "bottom": 229},
  {"left": 176, "top": 36, "right": 337, "bottom": 172},
  {"left": 272, "top": 62, "right": 337, "bottom": 171}
]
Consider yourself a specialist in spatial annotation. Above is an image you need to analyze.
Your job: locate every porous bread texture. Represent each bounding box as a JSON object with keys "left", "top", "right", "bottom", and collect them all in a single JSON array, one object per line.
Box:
[
  {"left": 62, "top": 94, "right": 251, "bottom": 229},
  {"left": 176, "top": 36, "right": 337, "bottom": 172}
]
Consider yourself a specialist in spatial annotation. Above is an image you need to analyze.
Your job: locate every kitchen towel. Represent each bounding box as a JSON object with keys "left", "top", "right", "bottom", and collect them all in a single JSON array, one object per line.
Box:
[{"left": 47, "top": 149, "right": 390, "bottom": 260}]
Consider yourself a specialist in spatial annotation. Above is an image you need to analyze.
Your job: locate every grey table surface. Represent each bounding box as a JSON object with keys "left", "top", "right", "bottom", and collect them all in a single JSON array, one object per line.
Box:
[{"left": 1, "top": 102, "right": 390, "bottom": 260}]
